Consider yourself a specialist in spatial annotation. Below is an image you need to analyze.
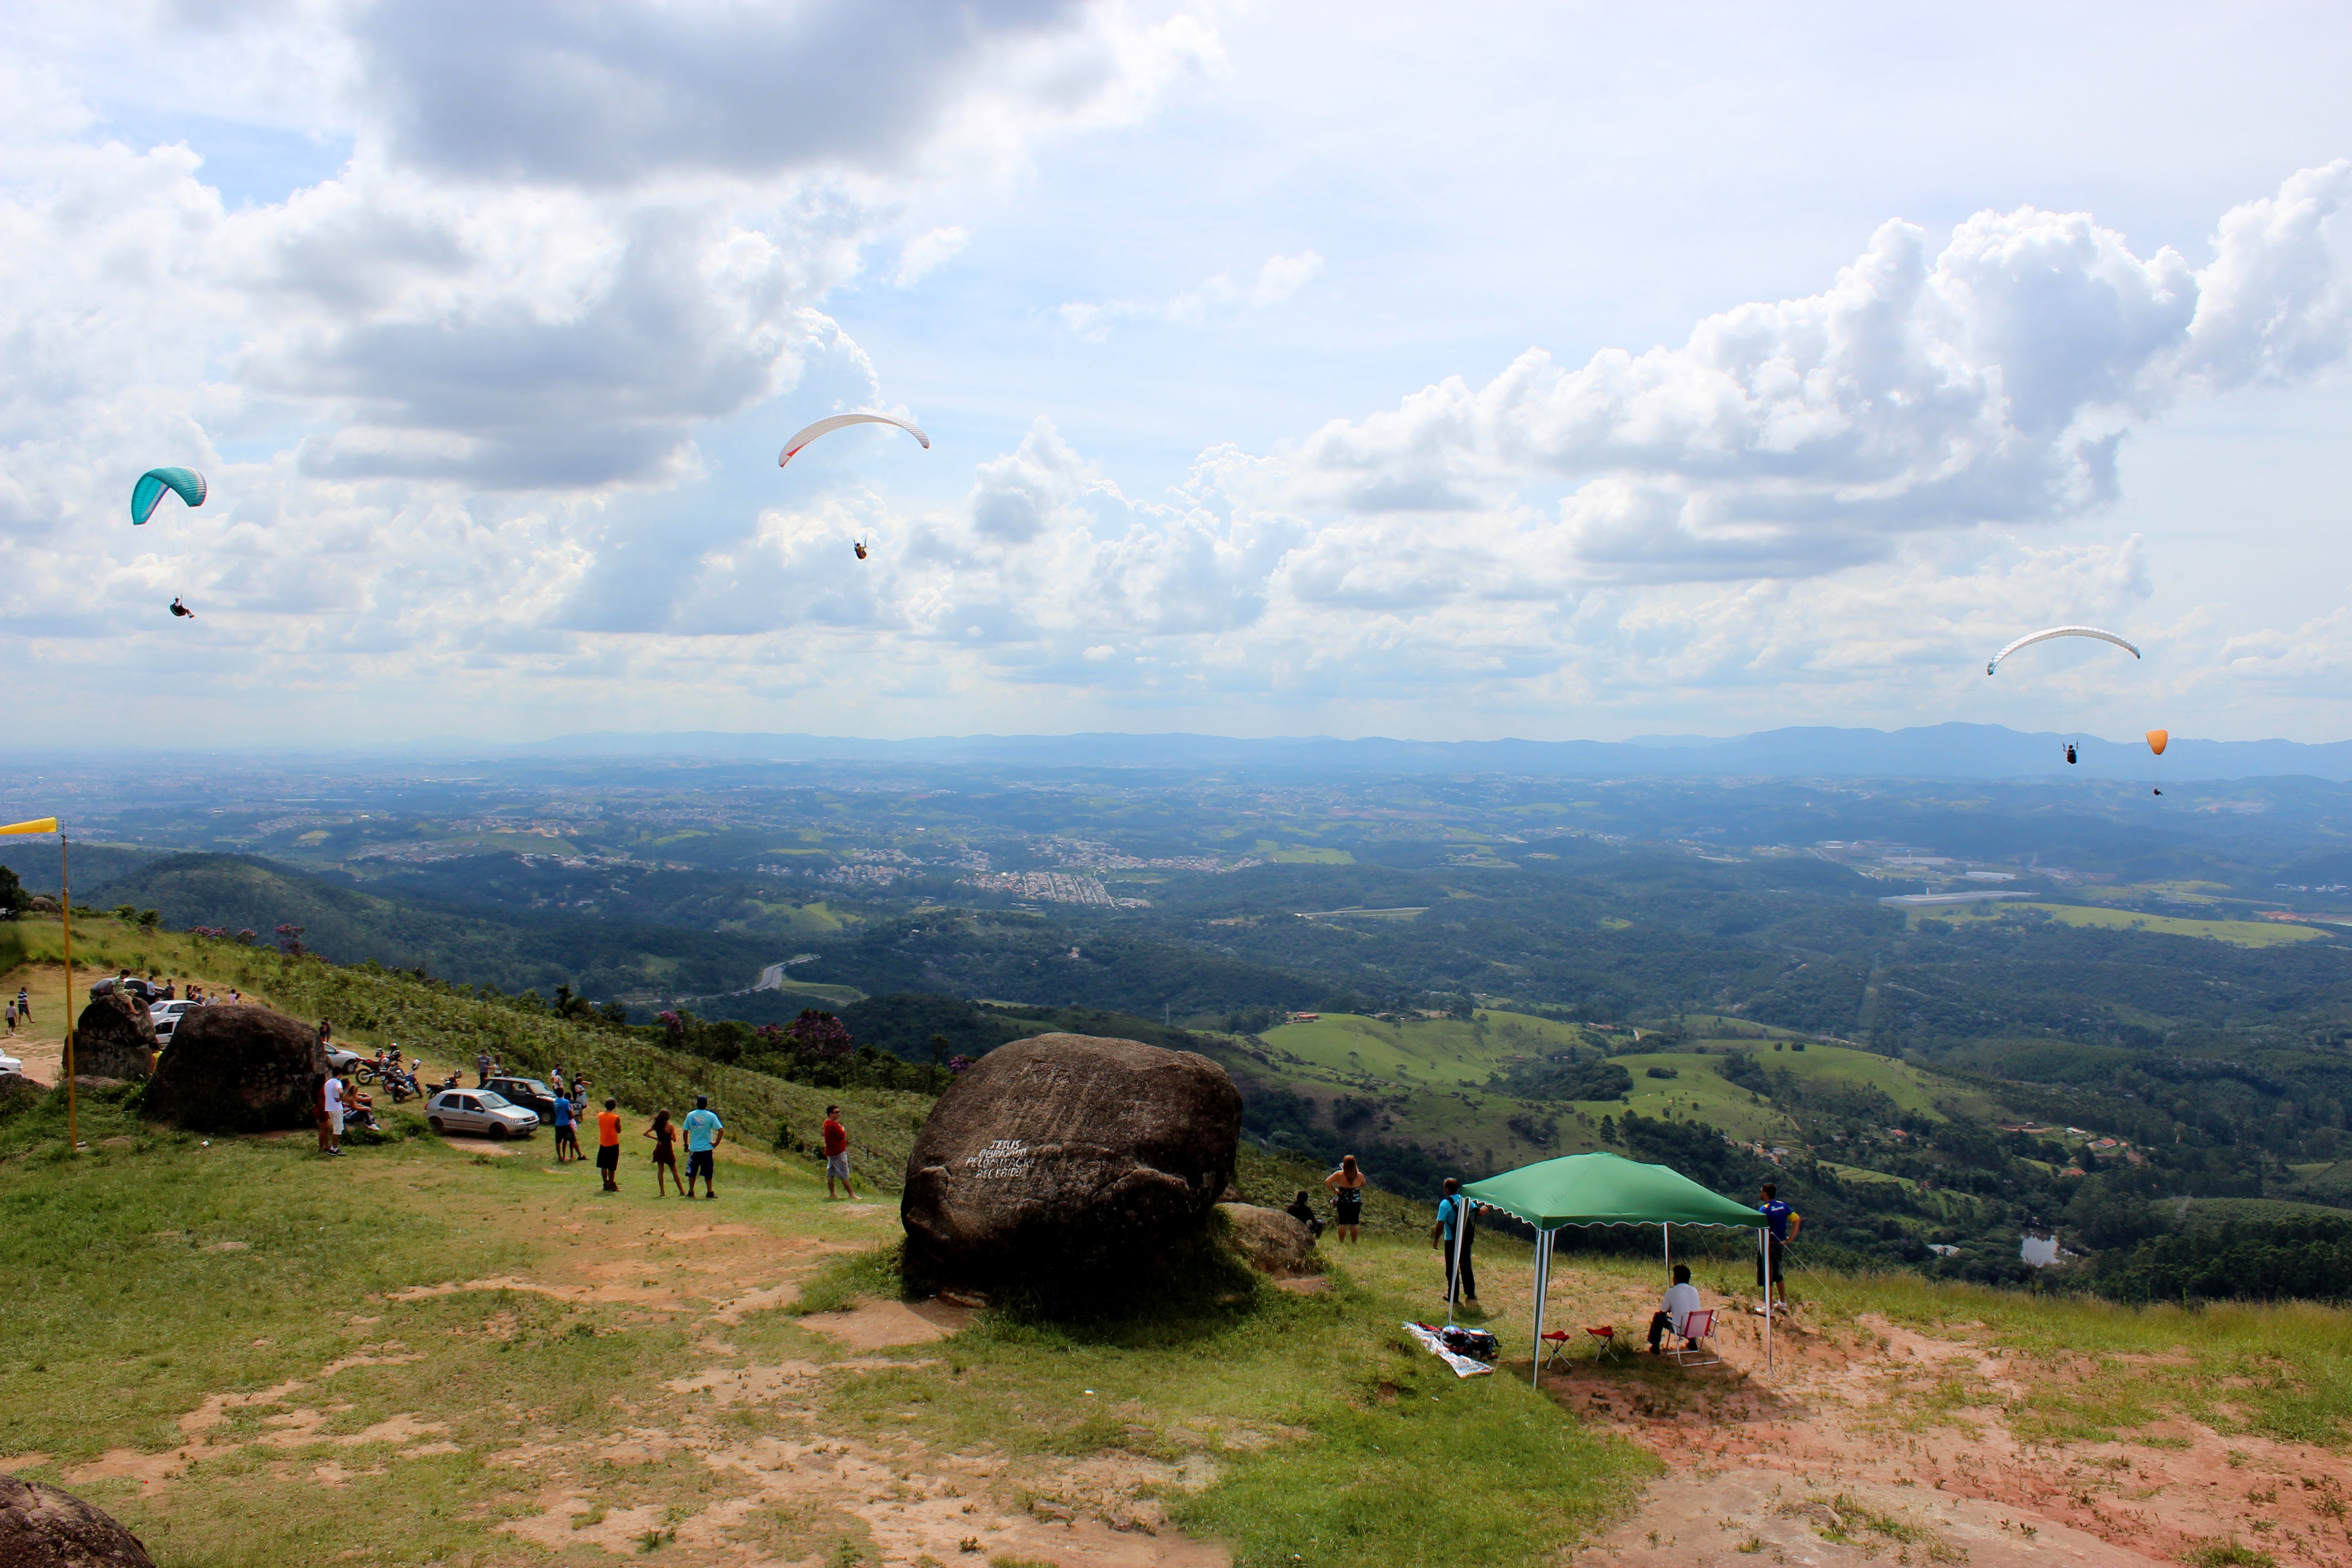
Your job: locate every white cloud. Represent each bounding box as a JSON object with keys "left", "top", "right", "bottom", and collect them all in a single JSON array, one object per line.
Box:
[
  {"left": 1262, "top": 166, "right": 2349, "bottom": 582},
  {"left": 1060, "top": 249, "right": 1323, "bottom": 338},
  {"left": 892, "top": 225, "right": 971, "bottom": 287}
]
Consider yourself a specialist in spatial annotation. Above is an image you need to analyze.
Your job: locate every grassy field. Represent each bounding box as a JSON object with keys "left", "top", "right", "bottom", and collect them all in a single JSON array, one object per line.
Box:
[
  {"left": 1581, "top": 1052, "right": 1794, "bottom": 1142},
  {"left": 1259, "top": 1010, "right": 1592, "bottom": 1083},
  {"left": 1240, "top": 1014, "right": 1998, "bottom": 1167},
  {"left": 1964, "top": 903, "right": 2331, "bottom": 948},
  {"left": 0, "top": 1079, "right": 1653, "bottom": 1567}
]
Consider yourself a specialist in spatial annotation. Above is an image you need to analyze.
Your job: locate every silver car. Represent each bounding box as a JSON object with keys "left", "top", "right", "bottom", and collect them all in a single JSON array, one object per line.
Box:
[{"left": 426, "top": 1088, "right": 539, "bottom": 1141}]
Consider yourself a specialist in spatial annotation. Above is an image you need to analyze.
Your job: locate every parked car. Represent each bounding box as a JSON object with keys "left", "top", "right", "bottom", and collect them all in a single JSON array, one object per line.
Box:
[
  {"left": 323, "top": 1043, "right": 365, "bottom": 1075},
  {"left": 482, "top": 1075, "right": 565, "bottom": 1122},
  {"left": 0, "top": 1048, "right": 22, "bottom": 1075},
  {"left": 426, "top": 1089, "right": 538, "bottom": 1141},
  {"left": 88, "top": 976, "right": 162, "bottom": 1004},
  {"left": 149, "top": 1000, "right": 200, "bottom": 1043}
]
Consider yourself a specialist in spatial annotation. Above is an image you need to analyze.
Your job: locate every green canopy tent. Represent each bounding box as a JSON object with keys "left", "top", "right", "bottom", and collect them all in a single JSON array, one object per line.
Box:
[{"left": 1462, "top": 1151, "right": 1772, "bottom": 1383}]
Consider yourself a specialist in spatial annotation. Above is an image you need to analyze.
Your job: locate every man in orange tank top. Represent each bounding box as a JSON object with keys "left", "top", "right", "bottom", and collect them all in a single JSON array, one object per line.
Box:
[{"left": 596, "top": 1099, "right": 622, "bottom": 1192}]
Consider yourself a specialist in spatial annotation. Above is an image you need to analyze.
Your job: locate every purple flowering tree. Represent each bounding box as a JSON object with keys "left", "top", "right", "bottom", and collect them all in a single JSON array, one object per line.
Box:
[{"left": 787, "top": 1009, "right": 855, "bottom": 1062}]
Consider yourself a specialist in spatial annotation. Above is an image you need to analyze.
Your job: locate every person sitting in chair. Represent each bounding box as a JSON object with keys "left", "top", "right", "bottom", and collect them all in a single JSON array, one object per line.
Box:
[{"left": 1648, "top": 1264, "right": 1704, "bottom": 1354}]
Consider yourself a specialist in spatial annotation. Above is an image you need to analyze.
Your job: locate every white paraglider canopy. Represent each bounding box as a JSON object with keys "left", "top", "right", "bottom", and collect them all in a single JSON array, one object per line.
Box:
[
  {"left": 1985, "top": 625, "right": 2141, "bottom": 676},
  {"left": 778, "top": 412, "right": 930, "bottom": 468}
]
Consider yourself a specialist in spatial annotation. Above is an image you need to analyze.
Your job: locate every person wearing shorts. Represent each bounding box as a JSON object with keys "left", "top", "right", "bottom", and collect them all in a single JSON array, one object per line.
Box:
[
  {"left": 596, "top": 1099, "right": 622, "bottom": 1192},
  {"left": 682, "top": 1096, "right": 723, "bottom": 1199},
  {"left": 1324, "top": 1153, "right": 1367, "bottom": 1242},
  {"left": 1755, "top": 1181, "right": 1798, "bottom": 1308},
  {"left": 550, "top": 1089, "right": 579, "bottom": 1161},
  {"left": 322, "top": 1073, "right": 345, "bottom": 1156},
  {"left": 822, "top": 1105, "right": 854, "bottom": 1200},
  {"left": 643, "top": 1108, "right": 681, "bottom": 1196}
]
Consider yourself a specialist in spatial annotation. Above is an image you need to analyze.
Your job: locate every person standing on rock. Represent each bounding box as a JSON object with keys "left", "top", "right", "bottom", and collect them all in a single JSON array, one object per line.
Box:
[
  {"left": 821, "top": 1105, "right": 854, "bottom": 1200},
  {"left": 683, "top": 1096, "right": 724, "bottom": 1199},
  {"left": 1435, "top": 1177, "right": 1482, "bottom": 1311},
  {"left": 595, "top": 1099, "right": 622, "bottom": 1192},
  {"left": 1324, "top": 1154, "right": 1367, "bottom": 1242}
]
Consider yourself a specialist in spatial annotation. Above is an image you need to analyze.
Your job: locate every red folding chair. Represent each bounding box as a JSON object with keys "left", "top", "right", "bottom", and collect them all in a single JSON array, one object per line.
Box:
[
  {"left": 1664, "top": 1307, "right": 1720, "bottom": 1367},
  {"left": 1539, "top": 1329, "right": 1576, "bottom": 1372},
  {"left": 1584, "top": 1324, "right": 1624, "bottom": 1363}
]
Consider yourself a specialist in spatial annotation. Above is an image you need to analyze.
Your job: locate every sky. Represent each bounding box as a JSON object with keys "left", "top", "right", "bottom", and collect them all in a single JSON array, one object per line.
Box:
[{"left": 5, "top": 0, "right": 2352, "bottom": 748}]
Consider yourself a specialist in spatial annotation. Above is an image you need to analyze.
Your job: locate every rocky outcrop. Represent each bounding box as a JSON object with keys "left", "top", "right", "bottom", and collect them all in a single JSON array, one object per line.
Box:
[
  {"left": 0, "top": 1472, "right": 156, "bottom": 1566},
  {"left": 1219, "top": 1202, "right": 1322, "bottom": 1277},
  {"left": 71, "top": 992, "right": 156, "bottom": 1081},
  {"left": 900, "top": 1033, "right": 1242, "bottom": 1289},
  {"left": 144, "top": 1005, "right": 325, "bottom": 1133}
]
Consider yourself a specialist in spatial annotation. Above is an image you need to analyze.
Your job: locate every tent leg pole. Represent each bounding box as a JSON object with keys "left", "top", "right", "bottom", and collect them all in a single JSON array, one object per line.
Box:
[
  {"left": 1662, "top": 1222, "right": 1670, "bottom": 1279},
  {"left": 1761, "top": 1228, "right": 1772, "bottom": 1382},
  {"left": 1531, "top": 1231, "right": 1550, "bottom": 1386}
]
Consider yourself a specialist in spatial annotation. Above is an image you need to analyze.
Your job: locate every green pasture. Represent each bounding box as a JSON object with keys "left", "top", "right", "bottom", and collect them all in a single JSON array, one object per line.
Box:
[
  {"left": 1260, "top": 1010, "right": 1592, "bottom": 1083},
  {"left": 1979, "top": 902, "right": 2326, "bottom": 947},
  {"left": 1567, "top": 1052, "right": 1793, "bottom": 1142}
]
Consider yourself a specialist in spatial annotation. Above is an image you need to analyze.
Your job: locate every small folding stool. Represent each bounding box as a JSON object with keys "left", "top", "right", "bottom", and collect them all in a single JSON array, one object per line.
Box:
[{"left": 1584, "top": 1324, "right": 1625, "bottom": 1362}]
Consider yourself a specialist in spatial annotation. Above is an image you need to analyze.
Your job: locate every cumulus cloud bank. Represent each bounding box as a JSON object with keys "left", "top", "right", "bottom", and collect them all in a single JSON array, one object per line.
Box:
[
  {"left": 1277, "top": 162, "right": 2351, "bottom": 582},
  {"left": 1, "top": 0, "right": 2346, "bottom": 740}
]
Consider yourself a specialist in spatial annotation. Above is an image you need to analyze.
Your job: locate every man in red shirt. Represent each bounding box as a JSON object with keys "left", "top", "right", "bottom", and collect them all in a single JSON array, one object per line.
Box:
[{"left": 822, "top": 1105, "right": 854, "bottom": 1200}]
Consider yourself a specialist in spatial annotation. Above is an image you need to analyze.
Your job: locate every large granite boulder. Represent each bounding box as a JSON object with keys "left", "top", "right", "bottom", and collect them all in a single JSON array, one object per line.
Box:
[
  {"left": 145, "top": 1005, "right": 325, "bottom": 1133},
  {"left": 1219, "top": 1203, "right": 1322, "bottom": 1278},
  {"left": 901, "top": 1033, "right": 1243, "bottom": 1289},
  {"left": 71, "top": 992, "right": 156, "bottom": 1082},
  {"left": 0, "top": 1472, "right": 156, "bottom": 1566}
]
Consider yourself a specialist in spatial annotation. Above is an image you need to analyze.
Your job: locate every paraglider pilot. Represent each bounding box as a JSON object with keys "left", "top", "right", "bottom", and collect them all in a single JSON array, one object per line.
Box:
[{"left": 169, "top": 598, "right": 194, "bottom": 618}]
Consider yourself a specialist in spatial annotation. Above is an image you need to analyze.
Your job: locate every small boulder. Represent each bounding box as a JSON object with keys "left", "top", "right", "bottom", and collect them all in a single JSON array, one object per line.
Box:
[
  {"left": 0, "top": 1073, "right": 44, "bottom": 1115},
  {"left": 145, "top": 1005, "right": 326, "bottom": 1133},
  {"left": 901, "top": 1033, "right": 1242, "bottom": 1289},
  {"left": 1219, "top": 1203, "right": 1322, "bottom": 1278},
  {"left": 0, "top": 1472, "right": 156, "bottom": 1566},
  {"left": 70, "top": 992, "right": 157, "bottom": 1082}
]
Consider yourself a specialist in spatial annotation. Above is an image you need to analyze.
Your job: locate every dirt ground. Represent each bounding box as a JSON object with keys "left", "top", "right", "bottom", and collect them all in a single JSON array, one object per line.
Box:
[{"left": 1538, "top": 1271, "right": 2352, "bottom": 1568}]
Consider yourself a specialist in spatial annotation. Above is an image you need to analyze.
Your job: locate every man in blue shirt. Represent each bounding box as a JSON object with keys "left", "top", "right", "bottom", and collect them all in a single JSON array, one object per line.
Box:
[
  {"left": 1756, "top": 1181, "right": 1799, "bottom": 1309},
  {"left": 682, "top": 1095, "right": 725, "bottom": 1200},
  {"left": 550, "top": 1088, "right": 578, "bottom": 1163},
  {"left": 1436, "top": 1178, "right": 1484, "bottom": 1311}
]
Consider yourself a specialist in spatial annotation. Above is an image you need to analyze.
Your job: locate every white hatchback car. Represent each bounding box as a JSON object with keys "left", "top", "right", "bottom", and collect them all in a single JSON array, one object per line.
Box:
[
  {"left": 426, "top": 1088, "right": 539, "bottom": 1141},
  {"left": 149, "top": 1000, "right": 201, "bottom": 1044}
]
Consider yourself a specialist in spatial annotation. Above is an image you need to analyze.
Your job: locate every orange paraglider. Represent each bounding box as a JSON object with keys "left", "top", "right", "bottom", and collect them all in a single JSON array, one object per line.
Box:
[{"left": 2146, "top": 729, "right": 2168, "bottom": 795}]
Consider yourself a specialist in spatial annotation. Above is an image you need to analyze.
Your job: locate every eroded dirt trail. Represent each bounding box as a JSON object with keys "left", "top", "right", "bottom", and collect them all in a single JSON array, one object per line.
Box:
[{"left": 1545, "top": 1276, "right": 2352, "bottom": 1568}]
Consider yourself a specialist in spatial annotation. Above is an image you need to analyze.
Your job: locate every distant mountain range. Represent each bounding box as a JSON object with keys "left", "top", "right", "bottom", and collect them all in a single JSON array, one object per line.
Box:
[{"left": 474, "top": 723, "right": 2352, "bottom": 782}]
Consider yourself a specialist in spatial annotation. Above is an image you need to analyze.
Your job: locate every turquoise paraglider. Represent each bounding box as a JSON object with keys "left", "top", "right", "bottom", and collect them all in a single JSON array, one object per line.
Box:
[{"left": 131, "top": 467, "right": 206, "bottom": 526}]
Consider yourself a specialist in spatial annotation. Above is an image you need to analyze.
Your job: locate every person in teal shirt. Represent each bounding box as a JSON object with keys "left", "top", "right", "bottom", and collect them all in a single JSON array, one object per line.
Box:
[{"left": 682, "top": 1095, "right": 725, "bottom": 1199}]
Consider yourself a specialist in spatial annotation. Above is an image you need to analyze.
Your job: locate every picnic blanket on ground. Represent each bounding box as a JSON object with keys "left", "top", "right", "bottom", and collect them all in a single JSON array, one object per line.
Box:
[{"left": 1404, "top": 1321, "right": 1494, "bottom": 1378}]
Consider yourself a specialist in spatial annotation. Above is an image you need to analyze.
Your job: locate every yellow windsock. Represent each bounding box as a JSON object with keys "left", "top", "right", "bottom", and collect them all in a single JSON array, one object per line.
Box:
[{"left": 0, "top": 817, "right": 59, "bottom": 835}]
